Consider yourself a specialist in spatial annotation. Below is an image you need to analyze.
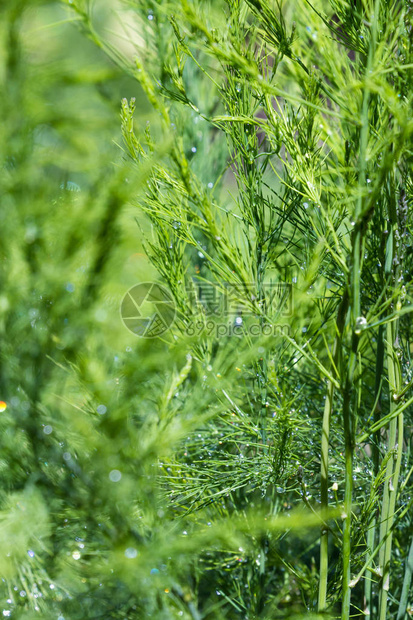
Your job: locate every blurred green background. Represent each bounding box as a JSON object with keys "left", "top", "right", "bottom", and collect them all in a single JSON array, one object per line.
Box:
[
  {"left": 0, "top": 3, "right": 177, "bottom": 617},
  {"left": 0, "top": 0, "right": 161, "bottom": 361}
]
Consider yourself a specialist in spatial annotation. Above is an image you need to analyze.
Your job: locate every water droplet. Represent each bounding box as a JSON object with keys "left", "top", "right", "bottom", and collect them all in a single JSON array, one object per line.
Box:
[
  {"left": 109, "top": 470, "right": 122, "bottom": 482},
  {"left": 97, "top": 405, "right": 107, "bottom": 415},
  {"left": 65, "top": 282, "right": 75, "bottom": 293},
  {"left": 72, "top": 551, "right": 81, "bottom": 560},
  {"left": 207, "top": 182, "right": 213, "bottom": 189},
  {"left": 355, "top": 316, "right": 368, "bottom": 334},
  {"left": 125, "top": 547, "right": 138, "bottom": 559},
  {"left": 191, "top": 147, "right": 197, "bottom": 153},
  {"left": 43, "top": 425, "right": 53, "bottom": 435},
  {"left": 27, "top": 550, "right": 35, "bottom": 558},
  {"left": 150, "top": 568, "right": 159, "bottom": 575},
  {"left": 235, "top": 317, "right": 243, "bottom": 325}
]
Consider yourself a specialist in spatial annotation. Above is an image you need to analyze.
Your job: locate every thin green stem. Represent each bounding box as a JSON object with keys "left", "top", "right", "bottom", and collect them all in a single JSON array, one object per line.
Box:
[
  {"left": 378, "top": 318, "right": 403, "bottom": 619},
  {"left": 319, "top": 297, "right": 348, "bottom": 612},
  {"left": 364, "top": 324, "right": 384, "bottom": 617},
  {"left": 341, "top": 364, "right": 356, "bottom": 620},
  {"left": 318, "top": 368, "right": 335, "bottom": 612},
  {"left": 397, "top": 534, "right": 413, "bottom": 620},
  {"left": 378, "top": 409, "right": 403, "bottom": 619},
  {"left": 342, "top": 4, "right": 380, "bottom": 617},
  {"left": 378, "top": 173, "right": 403, "bottom": 618}
]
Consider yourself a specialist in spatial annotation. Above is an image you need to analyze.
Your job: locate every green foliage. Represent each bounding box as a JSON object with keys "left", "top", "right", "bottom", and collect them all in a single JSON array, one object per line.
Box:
[{"left": 1, "top": 0, "right": 413, "bottom": 618}]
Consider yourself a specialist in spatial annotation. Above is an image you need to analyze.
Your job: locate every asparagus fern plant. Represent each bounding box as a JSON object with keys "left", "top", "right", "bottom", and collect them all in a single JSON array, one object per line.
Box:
[{"left": 1, "top": 0, "right": 413, "bottom": 618}]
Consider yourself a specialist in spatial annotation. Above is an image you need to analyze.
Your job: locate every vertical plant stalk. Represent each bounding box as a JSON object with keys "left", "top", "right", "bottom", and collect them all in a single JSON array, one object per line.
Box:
[
  {"left": 318, "top": 296, "right": 347, "bottom": 612},
  {"left": 342, "top": 5, "right": 380, "bottom": 616},
  {"left": 364, "top": 324, "right": 384, "bottom": 617},
  {"left": 377, "top": 169, "right": 405, "bottom": 619},
  {"left": 378, "top": 317, "right": 403, "bottom": 620},
  {"left": 318, "top": 372, "right": 335, "bottom": 613},
  {"left": 397, "top": 534, "right": 413, "bottom": 620},
  {"left": 341, "top": 72, "right": 368, "bottom": 620},
  {"left": 341, "top": 365, "right": 356, "bottom": 620}
]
